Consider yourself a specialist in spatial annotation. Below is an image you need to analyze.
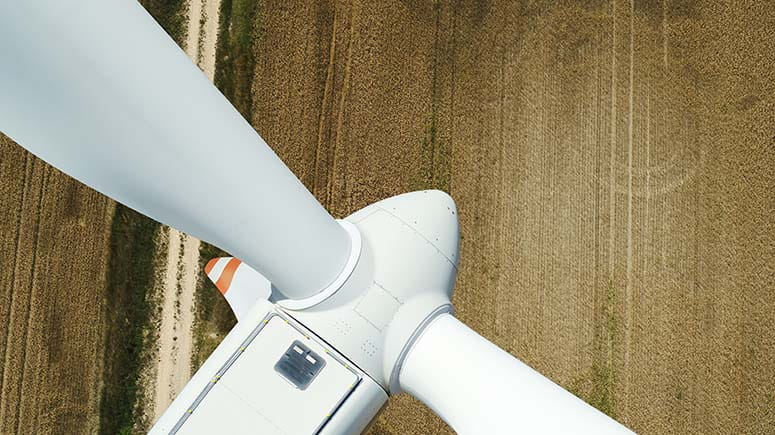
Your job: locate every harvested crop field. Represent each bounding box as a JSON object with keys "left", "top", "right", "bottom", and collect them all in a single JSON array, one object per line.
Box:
[
  {"left": 0, "top": 1, "right": 773, "bottom": 435},
  {"left": 0, "top": 137, "right": 161, "bottom": 435},
  {"left": 0, "top": 135, "right": 115, "bottom": 433},
  {"left": 237, "top": 1, "right": 775, "bottom": 433}
]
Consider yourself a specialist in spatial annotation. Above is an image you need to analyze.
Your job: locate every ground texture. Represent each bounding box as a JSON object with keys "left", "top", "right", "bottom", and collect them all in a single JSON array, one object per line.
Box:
[
  {"left": 242, "top": 1, "right": 775, "bottom": 433},
  {"left": 0, "top": 136, "right": 114, "bottom": 433}
]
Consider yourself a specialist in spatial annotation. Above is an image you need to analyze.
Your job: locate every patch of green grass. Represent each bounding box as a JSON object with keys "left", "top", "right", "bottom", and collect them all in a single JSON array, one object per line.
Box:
[
  {"left": 411, "top": 1, "right": 450, "bottom": 193},
  {"left": 191, "top": 242, "right": 237, "bottom": 370},
  {"left": 411, "top": 115, "right": 451, "bottom": 192},
  {"left": 589, "top": 358, "right": 617, "bottom": 417},
  {"left": 99, "top": 206, "right": 161, "bottom": 435},
  {"left": 139, "top": 0, "right": 189, "bottom": 47},
  {"left": 98, "top": 4, "right": 189, "bottom": 433},
  {"left": 213, "top": 0, "right": 263, "bottom": 119},
  {"left": 588, "top": 280, "right": 619, "bottom": 417}
]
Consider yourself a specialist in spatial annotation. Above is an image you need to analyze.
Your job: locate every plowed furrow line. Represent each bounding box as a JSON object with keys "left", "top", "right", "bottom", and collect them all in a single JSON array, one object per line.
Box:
[{"left": 14, "top": 163, "right": 48, "bottom": 435}]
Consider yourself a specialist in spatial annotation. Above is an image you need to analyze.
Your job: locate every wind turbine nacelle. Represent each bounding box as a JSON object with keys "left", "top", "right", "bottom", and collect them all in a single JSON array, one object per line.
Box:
[
  {"left": 281, "top": 189, "right": 460, "bottom": 391},
  {"left": 200, "top": 189, "right": 461, "bottom": 389},
  {"left": 151, "top": 190, "right": 460, "bottom": 434}
]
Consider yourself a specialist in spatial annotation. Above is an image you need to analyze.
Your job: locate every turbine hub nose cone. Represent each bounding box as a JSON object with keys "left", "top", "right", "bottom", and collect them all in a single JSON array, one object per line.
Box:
[{"left": 373, "top": 189, "right": 460, "bottom": 267}]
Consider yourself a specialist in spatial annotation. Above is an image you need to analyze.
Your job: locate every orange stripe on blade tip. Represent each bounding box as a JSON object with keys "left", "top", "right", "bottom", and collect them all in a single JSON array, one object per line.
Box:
[
  {"left": 204, "top": 258, "right": 219, "bottom": 275},
  {"left": 215, "top": 258, "right": 242, "bottom": 294}
]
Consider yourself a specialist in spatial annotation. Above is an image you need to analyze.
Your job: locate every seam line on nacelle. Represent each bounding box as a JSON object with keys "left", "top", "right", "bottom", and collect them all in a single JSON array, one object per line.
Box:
[
  {"left": 373, "top": 281, "right": 404, "bottom": 304},
  {"left": 373, "top": 206, "right": 458, "bottom": 269}
]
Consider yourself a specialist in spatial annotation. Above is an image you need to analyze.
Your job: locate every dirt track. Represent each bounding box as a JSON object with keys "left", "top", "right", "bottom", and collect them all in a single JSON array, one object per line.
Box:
[
  {"left": 247, "top": 1, "right": 774, "bottom": 433},
  {"left": 147, "top": 0, "right": 219, "bottom": 423}
]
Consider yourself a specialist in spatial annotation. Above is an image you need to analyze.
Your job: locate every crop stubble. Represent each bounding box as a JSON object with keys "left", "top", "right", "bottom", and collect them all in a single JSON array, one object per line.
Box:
[
  {"left": 247, "top": 1, "right": 775, "bottom": 433},
  {"left": 0, "top": 136, "right": 114, "bottom": 433}
]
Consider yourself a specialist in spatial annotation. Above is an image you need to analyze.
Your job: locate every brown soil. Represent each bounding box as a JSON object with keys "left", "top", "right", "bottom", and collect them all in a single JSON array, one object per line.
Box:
[{"left": 0, "top": 136, "right": 115, "bottom": 433}]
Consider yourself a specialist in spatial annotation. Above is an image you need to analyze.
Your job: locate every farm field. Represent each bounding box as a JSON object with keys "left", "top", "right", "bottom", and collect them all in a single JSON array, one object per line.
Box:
[
  {"left": 0, "top": 1, "right": 773, "bottom": 435},
  {"left": 234, "top": 1, "right": 775, "bottom": 433},
  {"left": 0, "top": 135, "right": 115, "bottom": 433}
]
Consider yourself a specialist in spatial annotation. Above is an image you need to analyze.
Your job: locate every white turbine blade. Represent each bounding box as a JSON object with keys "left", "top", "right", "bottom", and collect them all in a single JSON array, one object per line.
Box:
[
  {"left": 400, "top": 314, "right": 635, "bottom": 434},
  {"left": 0, "top": 1, "right": 350, "bottom": 299}
]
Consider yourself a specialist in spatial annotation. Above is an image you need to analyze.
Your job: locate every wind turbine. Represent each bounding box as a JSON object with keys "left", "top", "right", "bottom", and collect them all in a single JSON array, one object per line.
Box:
[{"left": 0, "top": 2, "right": 634, "bottom": 434}]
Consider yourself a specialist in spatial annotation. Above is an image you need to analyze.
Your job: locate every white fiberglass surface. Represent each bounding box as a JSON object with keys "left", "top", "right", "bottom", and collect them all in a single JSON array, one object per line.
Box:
[
  {"left": 0, "top": 0, "right": 350, "bottom": 299},
  {"left": 400, "top": 313, "right": 635, "bottom": 434}
]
